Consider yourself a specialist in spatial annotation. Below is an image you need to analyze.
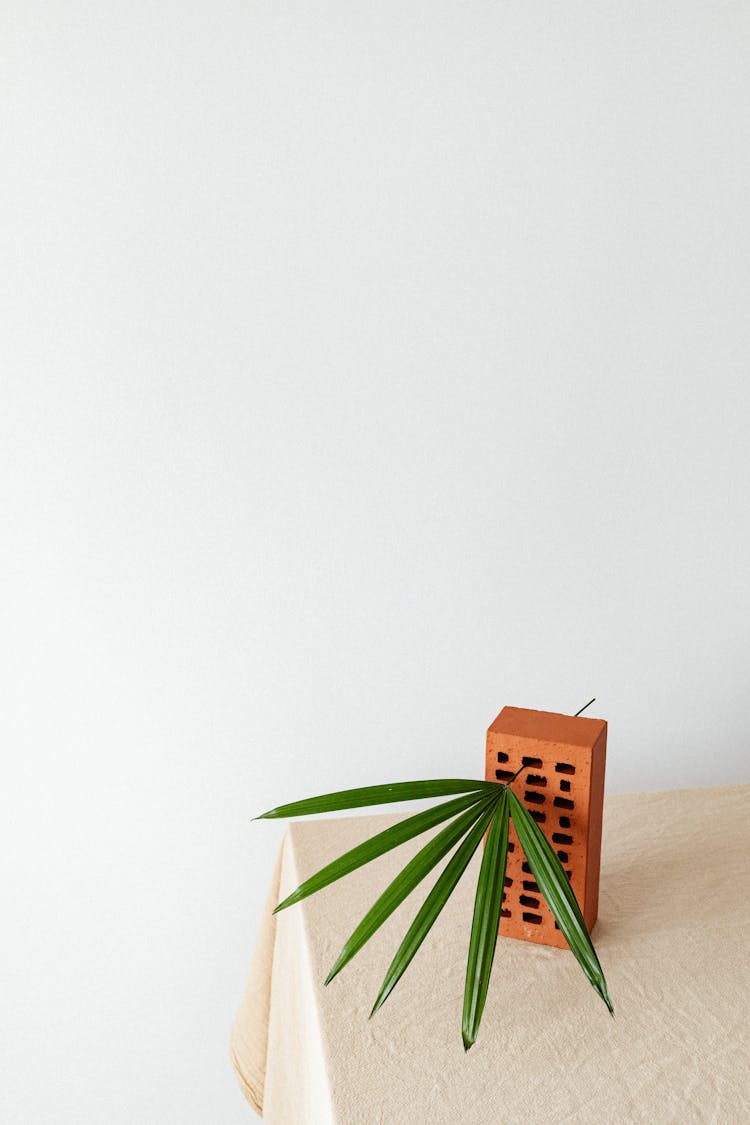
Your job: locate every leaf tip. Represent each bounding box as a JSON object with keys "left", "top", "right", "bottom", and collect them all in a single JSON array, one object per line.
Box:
[
  {"left": 369, "top": 985, "right": 389, "bottom": 1018},
  {"left": 273, "top": 892, "right": 298, "bottom": 914},
  {"left": 324, "top": 961, "right": 342, "bottom": 986}
]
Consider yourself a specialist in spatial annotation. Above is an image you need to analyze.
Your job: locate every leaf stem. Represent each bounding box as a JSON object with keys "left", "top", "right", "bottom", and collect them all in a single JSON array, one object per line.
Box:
[
  {"left": 574, "top": 697, "right": 596, "bottom": 717},
  {"left": 504, "top": 762, "right": 531, "bottom": 786}
]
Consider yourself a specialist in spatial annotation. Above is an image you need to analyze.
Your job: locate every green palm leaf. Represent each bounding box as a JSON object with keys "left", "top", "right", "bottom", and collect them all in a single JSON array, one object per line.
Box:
[
  {"left": 370, "top": 798, "right": 500, "bottom": 1017},
  {"left": 256, "top": 778, "right": 496, "bottom": 820},
  {"left": 507, "top": 788, "right": 613, "bottom": 1014},
  {"left": 325, "top": 792, "right": 500, "bottom": 985},
  {"left": 462, "top": 789, "right": 510, "bottom": 1050},
  {"left": 274, "top": 791, "right": 489, "bottom": 913}
]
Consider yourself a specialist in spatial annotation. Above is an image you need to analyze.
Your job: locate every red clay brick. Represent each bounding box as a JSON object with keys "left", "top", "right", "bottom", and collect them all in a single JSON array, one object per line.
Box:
[{"left": 485, "top": 706, "right": 607, "bottom": 949}]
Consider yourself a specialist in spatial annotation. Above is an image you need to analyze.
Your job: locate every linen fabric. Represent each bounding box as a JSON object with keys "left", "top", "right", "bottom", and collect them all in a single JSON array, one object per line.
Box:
[{"left": 231, "top": 784, "right": 749, "bottom": 1123}]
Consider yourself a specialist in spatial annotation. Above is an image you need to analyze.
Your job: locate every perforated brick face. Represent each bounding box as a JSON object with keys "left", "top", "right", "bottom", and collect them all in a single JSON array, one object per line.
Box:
[{"left": 485, "top": 706, "right": 607, "bottom": 949}]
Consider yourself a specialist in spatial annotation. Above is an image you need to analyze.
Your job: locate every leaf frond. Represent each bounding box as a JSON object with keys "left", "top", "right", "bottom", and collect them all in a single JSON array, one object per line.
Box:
[
  {"left": 325, "top": 792, "right": 501, "bottom": 985},
  {"left": 274, "top": 791, "right": 490, "bottom": 913},
  {"left": 370, "top": 798, "right": 499, "bottom": 1017},
  {"left": 462, "top": 789, "right": 511, "bottom": 1049},
  {"left": 507, "top": 789, "right": 613, "bottom": 1014},
  {"left": 256, "top": 778, "right": 497, "bottom": 820}
]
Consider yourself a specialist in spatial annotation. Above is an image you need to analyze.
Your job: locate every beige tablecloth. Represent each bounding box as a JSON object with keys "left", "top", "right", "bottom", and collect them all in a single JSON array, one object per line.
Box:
[{"left": 231, "top": 784, "right": 749, "bottom": 1123}]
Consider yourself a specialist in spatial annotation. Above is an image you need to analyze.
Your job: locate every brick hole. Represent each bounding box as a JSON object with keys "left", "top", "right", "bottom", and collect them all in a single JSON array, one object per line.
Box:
[
  {"left": 559, "top": 779, "right": 571, "bottom": 792},
  {"left": 559, "top": 815, "right": 571, "bottom": 828},
  {"left": 519, "top": 894, "right": 539, "bottom": 908},
  {"left": 554, "top": 796, "right": 575, "bottom": 810},
  {"left": 526, "top": 774, "right": 547, "bottom": 787},
  {"left": 556, "top": 850, "right": 569, "bottom": 862},
  {"left": 507, "top": 841, "right": 515, "bottom": 853},
  {"left": 522, "top": 879, "right": 539, "bottom": 892},
  {"left": 496, "top": 769, "right": 514, "bottom": 782},
  {"left": 497, "top": 751, "right": 509, "bottom": 763},
  {"left": 522, "top": 756, "right": 542, "bottom": 768},
  {"left": 530, "top": 809, "right": 546, "bottom": 823},
  {"left": 524, "top": 790, "right": 546, "bottom": 805},
  {"left": 552, "top": 832, "right": 573, "bottom": 845},
  {"left": 523, "top": 912, "right": 543, "bottom": 925},
  {"left": 554, "top": 921, "right": 559, "bottom": 930},
  {"left": 501, "top": 908, "right": 511, "bottom": 918},
  {"left": 504, "top": 876, "right": 513, "bottom": 887},
  {"left": 566, "top": 870, "right": 572, "bottom": 880},
  {"left": 555, "top": 762, "right": 576, "bottom": 775},
  {"left": 521, "top": 861, "right": 532, "bottom": 874}
]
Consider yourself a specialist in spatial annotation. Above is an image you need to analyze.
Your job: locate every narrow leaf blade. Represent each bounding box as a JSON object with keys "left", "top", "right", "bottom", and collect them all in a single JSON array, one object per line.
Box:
[
  {"left": 462, "top": 789, "right": 510, "bottom": 1050},
  {"left": 274, "top": 791, "right": 488, "bottom": 913},
  {"left": 370, "top": 799, "right": 499, "bottom": 1016},
  {"left": 256, "top": 779, "right": 496, "bottom": 820},
  {"left": 325, "top": 793, "right": 500, "bottom": 984},
  {"left": 507, "top": 788, "right": 613, "bottom": 1014}
]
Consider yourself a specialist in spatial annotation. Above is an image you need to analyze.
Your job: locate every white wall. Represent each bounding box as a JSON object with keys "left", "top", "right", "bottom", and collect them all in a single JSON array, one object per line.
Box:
[{"left": 2, "top": 3, "right": 748, "bottom": 1122}]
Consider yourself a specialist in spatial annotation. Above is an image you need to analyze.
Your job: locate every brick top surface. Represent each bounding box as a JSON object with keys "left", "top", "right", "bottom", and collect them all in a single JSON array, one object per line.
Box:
[{"left": 488, "top": 705, "right": 606, "bottom": 748}]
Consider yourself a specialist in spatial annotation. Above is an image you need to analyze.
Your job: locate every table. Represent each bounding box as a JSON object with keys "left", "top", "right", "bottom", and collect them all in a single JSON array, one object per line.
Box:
[{"left": 231, "top": 784, "right": 749, "bottom": 1123}]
